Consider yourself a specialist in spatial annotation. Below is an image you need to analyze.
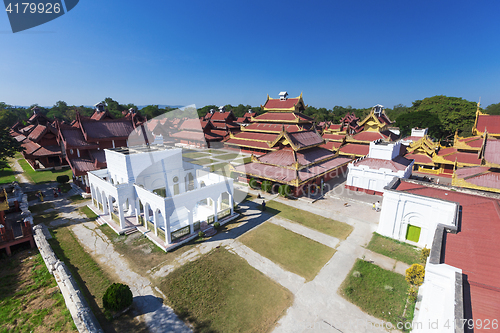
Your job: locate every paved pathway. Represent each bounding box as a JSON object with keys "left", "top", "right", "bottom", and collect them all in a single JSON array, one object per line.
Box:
[{"left": 71, "top": 221, "right": 191, "bottom": 333}]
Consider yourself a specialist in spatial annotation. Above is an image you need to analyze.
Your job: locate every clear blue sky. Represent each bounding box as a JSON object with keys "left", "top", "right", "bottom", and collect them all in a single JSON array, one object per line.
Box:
[{"left": 1, "top": 0, "right": 499, "bottom": 109}]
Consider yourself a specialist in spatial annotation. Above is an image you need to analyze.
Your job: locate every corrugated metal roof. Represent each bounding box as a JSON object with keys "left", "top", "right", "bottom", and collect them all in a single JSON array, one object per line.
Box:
[
  {"left": 81, "top": 120, "right": 135, "bottom": 139},
  {"left": 484, "top": 139, "right": 500, "bottom": 165},
  {"left": 287, "top": 131, "right": 323, "bottom": 149},
  {"left": 476, "top": 114, "right": 500, "bottom": 134}
]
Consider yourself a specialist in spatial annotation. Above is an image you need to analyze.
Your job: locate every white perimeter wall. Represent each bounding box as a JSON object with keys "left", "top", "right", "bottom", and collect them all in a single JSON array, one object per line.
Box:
[
  {"left": 346, "top": 164, "right": 412, "bottom": 194},
  {"left": 377, "top": 189, "right": 457, "bottom": 248}
]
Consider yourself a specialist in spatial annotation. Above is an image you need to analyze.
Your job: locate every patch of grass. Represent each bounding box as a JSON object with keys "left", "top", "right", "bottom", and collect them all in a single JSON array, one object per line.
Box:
[
  {"left": 81, "top": 206, "right": 98, "bottom": 221},
  {"left": 210, "top": 162, "right": 231, "bottom": 175},
  {"left": 161, "top": 247, "right": 293, "bottom": 333},
  {"left": 0, "top": 251, "right": 76, "bottom": 332},
  {"left": 205, "top": 149, "right": 227, "bottom": 154},
  {"left": 239, "top": 222, "right": 335, "bottom": 281},
  {"left": 182, "top": 152, "right": 209, "bottom": 159},
  {"left": 189, "top": 158, "right": 216, "bottom": 165},
  {"left": 30, "top": 202, "right": 55, "bottom": 214},
  {"left": 0, "top": 164, "right": 16, "bottom": 184},
  {"left": 48, "top": 227, "right": 116, "bottom": 331},
  {"left": 266, "top": 200, "right": 353, "bottom": 240},
  {"left": 214, "top": 153, "right": 243, "bottom": 160},
  {"left": 232, "top": 156, "right": 252, "bottom": 164},
  {"left": 33, "top": 211, "right": 60, "bottom": 225},
  {"left": 340, "top": 259, "right": 415, "bottom": 330},
  {"left": 367, "top": 233, "right": 421, "bottom": 265},
  {"left": 69, "top": 195, "right": 88, "bottom": 203},
  {"left": 18, "top": 159, "right": 73, "bottom": 184}
]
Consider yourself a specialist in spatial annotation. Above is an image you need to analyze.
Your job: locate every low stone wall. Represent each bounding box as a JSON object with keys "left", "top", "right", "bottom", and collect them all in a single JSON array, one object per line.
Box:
[{"left": 33, "top": 225, "right": 103, "bottom": 333}]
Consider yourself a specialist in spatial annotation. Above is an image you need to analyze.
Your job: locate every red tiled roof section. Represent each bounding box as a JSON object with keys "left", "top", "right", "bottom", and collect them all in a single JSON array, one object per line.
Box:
[
  {"left": 224, "top": 139, "right": 274, "bottom": 150},
  {"left": 81, "top": 120, "right": 135, "bottom": 139},
  {"left": 405, "top": 153, "right": 434, "bottom": 164},
  {"left": 484, "top": 139, "right": 500, "bottom": 165},
  {"left": 244, "top": 123, "right": 302, "bottom": 132},
  {"left": 21, "top": 141, "right": 41, "bottom": 155},
  {"left": 170, "top": 131, "right": 206, "bottom": 142},
  {"left": 352, "top": 131, "right": 388, "bottom": 142},
  {"left": 254, "top": 112, "right": 313, "bottom": 122},
  {"left": 209, "top": 111, "right": 235, "bottom": 122},
  {"left": 320, "top": 141, "right": 342, "bottom": 150},
  {"left": 179, "top": 119, "right": 203, "bottom": 131},
  {"left": 204, "top": 132, "right": 224, "bottom": 141},
  {"left": 323, "top": 133, "right": 345, "bottom": 141},
  {"left": 298, "top": 157, "right": 351, "bottom": 182},
  {"left": 442, "top": 151, "right": 481, "bottom": 165},
  {"left": 232, "top": 132, "right": 279, "bottom": 142},
  {"left": 89, "top": 150, "right": 106, "bottom": 164},
  {"left": 476, "top": 114, "right": 500, "bottom": 134},
  {"left": 339, "top": 143, "right": 370, "bottom": 156},
  {"left": 287, "top": 131, "right": 323, "bottom": 150},
  {"left": 68, "top": 158, "right": 98, "bottom": 175},
  {"left": 257, "top": 147, "right": 334, "bottom": 167},
  {"left": 328, "top": 124, "right": 342, "bottom": 131},
  {"left": 463, "top": 171, "right": 500, "bottom": 190},
  {"left": 455, "top": 166, "right": 490, "bottom": 179},
  {"left": 32, "top": 145, "right": 61, "bottom": 156},
  {"left": 264, "top": 98, "right": 300, "bottom": 110},
  {"left": 354, "top": 156, "right": 412, "bottom": 172},
  {"left": 28, "top": 125, "right": 47, "bottom": 142},
  {"left": 61, "top": 128, "right": 97, "bottom": 148},
  {"left": 210, "top": 130, "right": 228, "bottom": 137}
]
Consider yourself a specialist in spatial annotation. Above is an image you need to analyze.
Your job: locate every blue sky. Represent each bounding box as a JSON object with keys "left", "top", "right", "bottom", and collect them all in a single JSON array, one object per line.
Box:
[{"left": 1, "top": 0, "right": 499, "bottom": 109}]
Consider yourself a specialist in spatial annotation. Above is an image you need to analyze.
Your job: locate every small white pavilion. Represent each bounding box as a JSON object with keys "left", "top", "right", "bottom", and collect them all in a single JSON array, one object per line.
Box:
[{"left": 88, "top": 144, "right": 235, "bottom": 245}]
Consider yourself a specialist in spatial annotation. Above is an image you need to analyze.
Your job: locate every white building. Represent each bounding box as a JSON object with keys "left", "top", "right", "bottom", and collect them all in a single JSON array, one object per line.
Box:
[
  {"left": 345, "top": 140, "right": 413, "bottom": 195},
  {"left": 400, "top": 127, "right": 429, "bottom": 145},
  {"left": 88, "top": 144, "right": 235, "bottom": 246}
]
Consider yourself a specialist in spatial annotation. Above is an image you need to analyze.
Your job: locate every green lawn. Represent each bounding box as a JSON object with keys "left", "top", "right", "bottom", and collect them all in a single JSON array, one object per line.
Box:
[
  {"left": 69, "top": 195, "right": 88, "bottom": 203},
  {"left": 239, "top": 222, "right": 335, "bottom": 281},
  {"left": 210, "top": 162, "right": 231, "bottom": 175},
  {"left": 0, "top": 164, "right": 16, "bottom": 184},
  {"left": 214, "top": 153, "right": 243, "bottom": 160},
  {"left": 232, "top": 156, "right": 252, "bottom": 164},
  {"left": 340, "top": 259, "right": 415, "bottom": 331},
  {"left": 30, "top": 202, "right": 55, "bottom": 214},
  {"left": 189, "top": 158, "right": 216, "bottom": 165},
  {"left": 205, "top": 149, "right": 227, "bottom": 154},
  {"left": 366, "top": 233, "right": 421, "bottom": 265},
  {"left": 81, "top": 206, "right": 98, "bottom": 221},
  {"left": 18, "top": 159, "right": 73, "bottom": 184},
  {"left": 0, "top": 252, "right": 76, "bottom": 332},
  {"left": 182, "top": 152, "right": 210, "bottom": 159},
  {"left": 161, "top": 247, "right": 293, "bottom": 333},
  {"left": 266, "top": 200, "right": 353, "bottom": 240},
  {"left": 48, "top": 227, "right": 148, "bottom": 332}
]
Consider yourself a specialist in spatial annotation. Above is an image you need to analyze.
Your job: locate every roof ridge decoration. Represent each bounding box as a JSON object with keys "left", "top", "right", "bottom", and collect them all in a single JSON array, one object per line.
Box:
[{"left": 406, "top": 135, "right": 439, "bottom": 156}]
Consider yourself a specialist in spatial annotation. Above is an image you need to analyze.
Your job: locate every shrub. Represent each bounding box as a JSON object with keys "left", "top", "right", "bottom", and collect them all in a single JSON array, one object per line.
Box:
[
  {"left": 405, "top": 263, "right": 425, "bottom": 286},
  {"left": 102, "top": 283, "right": 133, "bottom": 311},
  {"left": 408, "top": 286, "right": 418, "bottom": 303},
  {"left": 278, "top": 184, "right": 291, "bottom": 197},
  {"left": 198, "top": 231, "right": 205, "bottom": 238},
  {"left": 352, "top": 270, "right": 361, "bottom": 278},
  {"left": 261, "top": 180, "right": 272, "bottom": 193},
  {"left": 249, "top": 178, "right": 258, "bottom": 189},
  {"left": 213, "top": 222, "right": 220, "bottom": 229},
  {"left": 56, "top": 175, "right": 70, "bottom": 184},
  {"left": 420, "top": 246, "right": 430, "bottom": 263}
]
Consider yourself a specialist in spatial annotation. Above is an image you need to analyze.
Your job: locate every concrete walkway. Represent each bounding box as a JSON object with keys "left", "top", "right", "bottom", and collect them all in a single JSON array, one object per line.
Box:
[{"left": 71, "top": 222, "right": 191, "bottom": 333}]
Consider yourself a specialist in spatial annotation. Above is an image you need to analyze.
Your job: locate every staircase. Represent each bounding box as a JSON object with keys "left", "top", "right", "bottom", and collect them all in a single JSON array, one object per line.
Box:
[{"left": 203, "top": 225, "right": 217, "bottom": 237}]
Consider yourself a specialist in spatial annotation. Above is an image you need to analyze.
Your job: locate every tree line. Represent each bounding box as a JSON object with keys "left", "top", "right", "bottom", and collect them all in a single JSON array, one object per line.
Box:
[{"left": 2, "top": 96, "right": 500, "bottom": 141}]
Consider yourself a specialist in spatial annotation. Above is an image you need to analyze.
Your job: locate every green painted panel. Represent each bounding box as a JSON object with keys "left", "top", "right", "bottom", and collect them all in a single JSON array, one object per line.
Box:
[{"left": 406, "top": 225, "right": 421, "bottom": 243}]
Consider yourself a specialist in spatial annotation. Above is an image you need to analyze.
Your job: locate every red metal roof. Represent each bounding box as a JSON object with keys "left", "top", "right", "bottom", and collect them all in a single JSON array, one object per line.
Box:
[
  {"left": 322, "top": 133, "right": 345, "bottom": 141},
  {"left": 81, "top": 120, "right": 135, "bottom": 139},
  {"left": 27, "top": 125, "right": 47, "bottom": 142},
  {"left": 232, "top": 131, "right": 279, "bottom": 142},
  {"left": 352, "top": 131, "right": 389, "bottom": 142},
  {"left": 209, "top": 111, "right": 236, "bottom": 122},
  {"left": 244, "top": 123, "right": 302, "bottom": 132},
  {"left": 21, "top": 141, "right": 41, "bottom": 155},
  {"left": 354, "top": 156, "right": 412, "bottom": 172},
  {"left": 254, "top": 112, "right": 310, "bottom": 122},
  {"left": 287, "top": 130, "right": 323, "bottom": 149},
  {"left": 179, "top": 119, "right": 203, "bottom": 131},
  {"left": 328, "top": 124, "right": 342, "bottom": 131},
  {"left": 32, "top": 145, "right": 61, "bottom": 156},
  {"left": 456, "top": 136, "right": 484, "bottom": 148},
  {"left": 395, "top": 181, "right": 500, "bottom": 322},
  {"left": 484, "top": 139, "right": 500, "bottom": 165},
  {"left": 61, "top": 128, "right": 97, "bottom": 148},
  {"left": 68, "top": 157, "right": 98, "bottom": 175},
  {"left": 263, "top": 98, "right": 301, "bottom": 110},
  {"left": 442, "top": 151, "right": 481, "bottom": 165},
  {"left": 225, "top": 138, "right": 274, "bottom": 150},
  {"left": 170, "top": 131, "right": 206, "bottom": 142},
  {"left": 405, "top": 152, "right": 434, "bottom": 164},
  {"left": 320, "top": 141, "right": 342, "bottom": 151},
  {"left": 455, "top": 166, "right": 490, "bottom": 179},
  {"left": 476, "top": 114, "right": 500, "bottom": 134},
  {"left": 14, "top": 134, "right": 27, "bottom": 142},
  {"left": 462, "top": 171, "right": 500, "bottom": 190},
  {"left": 339, "top": 143, "right": 370, "bottom": 156},
  {"left": 258, "top": 147, "right": 334, "bottom": 167}
]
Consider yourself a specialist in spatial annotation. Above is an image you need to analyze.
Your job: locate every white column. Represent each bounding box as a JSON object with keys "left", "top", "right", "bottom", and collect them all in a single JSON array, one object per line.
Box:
[
  {"left": 230, "top": 194, "right": 234, "bottom": 215},
  {"left": 118, "top": 199, "right": 125, "bottom": 229},
  {"left": 213, "top": 197, "right": 218, "bottom": 222},
  {"left": 163, "top": 209, "right": 169, "bottom": 243},
  {"left": 135, "top": 198, "right": 140, "bottom": 221},
  {"left": 153, "top": 210, "right": 158, "bottom": 236},
  {"left": 188, "top": 209, "right": 194, "bottom": 234}
]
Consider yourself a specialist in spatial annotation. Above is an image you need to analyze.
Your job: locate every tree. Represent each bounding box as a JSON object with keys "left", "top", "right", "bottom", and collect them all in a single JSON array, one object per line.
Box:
[
  {"left": 485, "top": 102, "right": 500, "bottom": 115},
  {"left": 261, "top": 180, "right": 272, "bottom": 193},
  {"left": 47, "top": 100, "right": 69, "bottom": 120},
  {"left": 0, "top": 127, "right": 23, "bottom": 170},
  {"left": 104, "top": 97, "right": 125, "bottom": 118},
  {"left": 408, "top": 96, "right": 478, "bottom": 138},
  {"left": 405, "top": 264, "right": 425, "bottom": 286},
  {"left": 395, "top": 111, "right": 443, "bottom": 138}
]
